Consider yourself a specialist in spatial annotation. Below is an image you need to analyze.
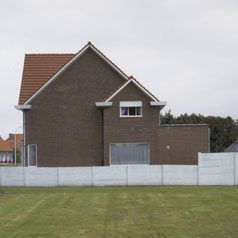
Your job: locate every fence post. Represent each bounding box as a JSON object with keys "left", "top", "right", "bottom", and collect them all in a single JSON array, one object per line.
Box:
[
  {"left": 197, "top": 153, "right": 201, "bottom": 186},
  {"left": 234, "top": 153, "right": 236, "bottom": 186},
  {"left": 0, "top": 167, "right": 2, "bottom": 187},
  {"left": 91, "top": 167, "right": 94, "bottom": 186},
  {"left": 126, "top": 166, "right": 129, "bottom": 186},
  {"left": 162, "top": 164, "right": 164, "bottom": 186},
  {"left": 23, "top": 167, "right": 26, "bottom": 186},
  {"left": 57, "top": 167, "right": 59, "bottom": 187}
]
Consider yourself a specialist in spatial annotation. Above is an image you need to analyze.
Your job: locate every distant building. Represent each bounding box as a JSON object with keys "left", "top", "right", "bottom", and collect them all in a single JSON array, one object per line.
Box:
[
  {"left": 0, "top": 137, "right": 13, "bottom": 163},
  {"left": 225, "top": 139, "right": 238, "bottom": 152},
  {"left": 0, "top": 134, "right": 23, "bottom": 163},
  {"left": 6, "top": 133, "right": 23, "bottom": 150}
]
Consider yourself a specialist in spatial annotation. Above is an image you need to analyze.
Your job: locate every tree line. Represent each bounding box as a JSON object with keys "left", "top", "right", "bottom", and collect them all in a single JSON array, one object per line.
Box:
[{"left": 161, "top": 111, "right": 238, "bottom": 152}]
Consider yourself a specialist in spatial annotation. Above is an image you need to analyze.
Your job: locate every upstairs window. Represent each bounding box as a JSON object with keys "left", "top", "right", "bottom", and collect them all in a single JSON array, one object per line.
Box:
[{"left": 120, "top": 101, "right": 142, "bottom": 117}]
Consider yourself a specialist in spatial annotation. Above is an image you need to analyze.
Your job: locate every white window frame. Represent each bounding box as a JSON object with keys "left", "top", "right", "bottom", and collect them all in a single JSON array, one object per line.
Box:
[
  {"left": 119, "top": 101, "right": 142, "bottom": 118},
  {"left": 27, "top": 144, "right": 37, "bottom": 167},
  {"left": 109, "top": 142, "right": 150, "bottom": 165}
]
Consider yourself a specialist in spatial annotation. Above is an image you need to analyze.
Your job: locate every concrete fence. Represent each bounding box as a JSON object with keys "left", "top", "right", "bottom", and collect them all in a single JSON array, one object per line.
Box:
[
  {"left": 198, "top": 152, "right": 237, "bottom": 185},
  {"left": 0, "top": 152, "right": 237, "bottom": 187}
]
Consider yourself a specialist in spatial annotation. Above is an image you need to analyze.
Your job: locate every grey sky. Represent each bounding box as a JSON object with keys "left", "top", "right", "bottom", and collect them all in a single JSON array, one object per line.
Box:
[{"left": 0, "top": 0, "right": 237, "bottom": 139}]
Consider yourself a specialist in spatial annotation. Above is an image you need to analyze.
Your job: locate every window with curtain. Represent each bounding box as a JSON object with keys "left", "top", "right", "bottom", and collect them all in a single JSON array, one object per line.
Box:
[
  {"left": 120, "top": 101, "right": 142, "bottom": 117},
  {"left": 110, "top": 143, "right": 149, "bottom": 165}
]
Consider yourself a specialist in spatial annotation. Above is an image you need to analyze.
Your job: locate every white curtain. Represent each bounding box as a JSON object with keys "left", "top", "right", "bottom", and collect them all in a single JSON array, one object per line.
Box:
[{"left": 110, "top": 143, "right": 149, "bottom": 165}]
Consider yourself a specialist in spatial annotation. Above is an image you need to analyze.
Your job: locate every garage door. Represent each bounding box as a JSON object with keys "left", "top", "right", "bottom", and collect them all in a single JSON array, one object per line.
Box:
[{"left": 110, "top": 143, "right": 149, "bottom": 165}]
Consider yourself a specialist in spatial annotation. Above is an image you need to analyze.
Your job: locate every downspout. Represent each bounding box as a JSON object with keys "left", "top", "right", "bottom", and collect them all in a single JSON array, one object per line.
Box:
[
  {"left": 14, "top": 105, "right": 32, "bottom": 167},
  {"left": 23, "top": 110, "right": 26, "bottom": 167},
  {"left": 95, "top": 102, "right": 112, "bottom": 166}
]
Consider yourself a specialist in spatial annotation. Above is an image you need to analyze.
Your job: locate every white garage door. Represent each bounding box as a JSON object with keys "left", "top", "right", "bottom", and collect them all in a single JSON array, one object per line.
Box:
[{"left": 110, "top": 143, "right": 149, "bottom": 165}]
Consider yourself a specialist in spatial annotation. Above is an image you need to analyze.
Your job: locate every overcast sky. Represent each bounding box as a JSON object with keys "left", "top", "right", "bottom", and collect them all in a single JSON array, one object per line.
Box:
[{"left": 0, "top": 0, "right": 237, "bottom": 139}]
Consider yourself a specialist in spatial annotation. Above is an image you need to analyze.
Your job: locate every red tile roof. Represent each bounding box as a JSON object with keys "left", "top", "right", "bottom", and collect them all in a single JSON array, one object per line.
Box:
[
  {"left": 0, "top": 140, "right": 12, "bottom": 152},
  {"left": 19, "top": 54, "right": 75, "bottom": 104},
  {"left": 6, "top": 134, "right": 23, "bottom": 150}
]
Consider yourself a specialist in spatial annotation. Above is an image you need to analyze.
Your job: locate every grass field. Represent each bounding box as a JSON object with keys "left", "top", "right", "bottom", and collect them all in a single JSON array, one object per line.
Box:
[
  {"left": 0, "top": 163, "right": 21, "bottom": 167},
  {"left": 0, "top": 186, "right": 237, "bottom": 238}
]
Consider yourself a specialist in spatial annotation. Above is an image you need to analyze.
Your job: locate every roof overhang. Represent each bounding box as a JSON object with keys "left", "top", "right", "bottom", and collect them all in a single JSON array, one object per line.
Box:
[
  {"left": 95, "top": 102, "right": 113, "bottom": 108},
  {"left": 105, "top": 78, "right": 159, "bottom": 102},
  {"left": 15, "top": 105, "right": 32, "bottom": 110},
  {"left": 150, "top": 101, "right": 167, "bottom": 109}
]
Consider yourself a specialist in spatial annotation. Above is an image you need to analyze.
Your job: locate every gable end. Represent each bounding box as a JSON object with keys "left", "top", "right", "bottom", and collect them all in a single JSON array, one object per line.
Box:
[{"left": 19, "top": 42, "right": 129, "bottom": 105}]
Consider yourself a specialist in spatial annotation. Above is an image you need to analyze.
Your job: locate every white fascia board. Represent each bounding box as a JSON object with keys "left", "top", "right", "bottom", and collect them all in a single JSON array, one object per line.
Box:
[
  {"left": 90, "top": 46, "right": 128, "bottom": 80},
  {"left": 131, "top": 79, "right": 158, "bottom": 101},
  {"left": 15, "top": 105, "right": 32, "bottom": 110},
  {"left": 106, "top": 79, "right": 158, "bottom": 102},
  {"left": 150, "top": 101, "right": 167, "bottom": 106},
  {"left": 23, "top": 44, "right": 128, "bottom": 105},
  {"left": 106, "top": 80, "right": 132, "bottom": 102},
  {"left": 95, "top": 102, "right": 113, "bottom": 108}
]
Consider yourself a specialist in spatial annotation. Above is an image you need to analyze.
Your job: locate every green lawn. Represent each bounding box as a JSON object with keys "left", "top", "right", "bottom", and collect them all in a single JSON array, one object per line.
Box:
[
  {"left": 0, "top": 163, "right": 21, "bottom": 167},
  {"left": 0, "top": 186, "right": 237, "bottom": 238}
]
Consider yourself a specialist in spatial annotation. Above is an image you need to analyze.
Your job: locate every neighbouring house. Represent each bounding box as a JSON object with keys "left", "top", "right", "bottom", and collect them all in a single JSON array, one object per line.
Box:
[
  {"left": 15, "top": 42, "right": 209, "bottom": 167},
  {"left": 6, "top": 133, "right": 23, "bottom": 150},
  {"left": 225, "top": 139, "right": 238, "bottom": 152},
  {"left": 0, "top": 137, "right": 13, "bottom": 163}
]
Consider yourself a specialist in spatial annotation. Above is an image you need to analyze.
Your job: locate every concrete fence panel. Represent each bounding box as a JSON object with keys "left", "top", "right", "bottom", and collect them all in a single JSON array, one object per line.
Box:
[
  {"left": 163, "top": 165, "right": 198, "bottom": 185},
  {"left": 24, "top": 167, "right": 58, "bottom": 187},
  {"left": 235, "top": 153, "right": 238, "bottom": 185},
  {"left": 0, "top": 153, "right": 238, "bottom": 187},
  {"left": 198, "top": 153, "right": 235, "bottom": 185},
  {"left": 92, "top": 166, "right": 127, "bottom": 186},
  {"left": 58, "top": 167, "right": 92, "bottom": 186},
  {"left": 0, "top": 167, "right": 24, "bottom": 186},
  {"left": 127, "top": 165, "right": 162, "bottom": 185}
]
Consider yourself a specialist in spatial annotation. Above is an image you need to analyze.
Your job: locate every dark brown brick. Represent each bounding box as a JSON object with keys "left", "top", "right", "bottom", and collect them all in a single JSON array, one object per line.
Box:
[
  {"left": 158, "top": 125, "right": 209, "bottom": 164},
  {"left": 25, "top": 48, "right": 126, "bottom": 167}
]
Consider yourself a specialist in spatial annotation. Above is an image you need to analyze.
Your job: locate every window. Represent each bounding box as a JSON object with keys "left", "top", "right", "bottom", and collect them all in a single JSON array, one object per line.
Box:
[
  {"left": 120, "top": 101, "right": 142, "bottom": 117},
  {"left": 110, "top": 143, "right": 149, "bottom": 165},
  {"left": 28, "top": 144, "right": 37, "bottom": 167}
]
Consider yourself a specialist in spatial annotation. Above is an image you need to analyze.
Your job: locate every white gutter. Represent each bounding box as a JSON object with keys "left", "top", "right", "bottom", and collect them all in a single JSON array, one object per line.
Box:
[
  {"left": 15, "top": 105, "right": 32, "bottom": 110},
  {"left": 150, "top": 101, "right": 167, "bottom": 108},
  {"left": 95, "top": 102, "right": 113, "bottom": 108}
]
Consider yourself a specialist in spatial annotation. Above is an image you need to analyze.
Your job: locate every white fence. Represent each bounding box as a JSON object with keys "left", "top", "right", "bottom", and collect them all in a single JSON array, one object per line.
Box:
[
  {"left": 198, "top": 152, "right": 237, "bottom": 185},
  {"left": 0, "top": 152, "right": 237, "bottom": 186}
]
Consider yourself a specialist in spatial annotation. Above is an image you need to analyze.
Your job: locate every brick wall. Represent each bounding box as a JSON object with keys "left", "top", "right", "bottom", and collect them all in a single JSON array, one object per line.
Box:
[
  {"left": 103, "top": 82, "right": 160, "bottom": 165},
  {"left": 158, "top": 125, "right": 209, "bottom": 165},
  {"left": 25, "top": 48, "right": 126, "bottom": 167}
]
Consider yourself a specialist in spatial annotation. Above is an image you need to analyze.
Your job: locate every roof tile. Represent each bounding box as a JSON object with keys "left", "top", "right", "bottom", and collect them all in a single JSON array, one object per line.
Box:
[
  {"left": 0, "top": 140, "right": 12, "bottom": 152},
  {"left": 19, "top": 54, "right": 75, "bottom": 104}
]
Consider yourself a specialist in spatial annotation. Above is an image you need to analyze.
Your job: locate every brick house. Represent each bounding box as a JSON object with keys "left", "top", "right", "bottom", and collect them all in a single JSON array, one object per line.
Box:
[
  {"left": 0, "top": 137, "right": 13, "bottom": 163},
  {"left": 6, "top": 134, "right": 23, "bottom": 150},
  {"left": 15, "top": 42, "right": 209, "bottom": 167}
]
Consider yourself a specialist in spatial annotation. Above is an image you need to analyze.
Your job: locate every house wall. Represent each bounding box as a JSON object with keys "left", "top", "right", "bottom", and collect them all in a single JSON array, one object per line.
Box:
[
  {"left": 158, "top": 125, "right": 209, "bottom": 164},
  {"left": 25, "top": 48, "right": 126, "bottom": 167},
  {"left": 103, "top": 83, "right": 160, "bottom": 165}
]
